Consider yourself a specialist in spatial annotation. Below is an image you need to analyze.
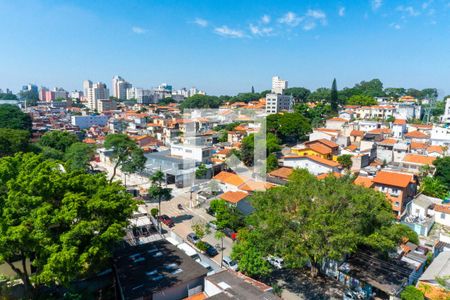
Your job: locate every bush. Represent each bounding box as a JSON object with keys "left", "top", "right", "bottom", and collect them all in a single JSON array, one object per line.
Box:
[
  {"left": 150, "top": 208, "right": 159, "bottom": 217},
  {"left": 196, "top": 241, "right": 208, "bottom": 252},
  {"left": 400, "top": 286, "right": 424, "bottom": 300}
]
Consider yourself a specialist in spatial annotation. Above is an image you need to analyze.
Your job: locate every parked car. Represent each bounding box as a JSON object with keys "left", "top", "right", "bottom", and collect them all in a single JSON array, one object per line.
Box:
[
  {"left": 206, "top": 207, "right": 215, "bottom": 216},
  {"left": 267, "top": 255, "right": 284, "bottom": 269},
  {"left": 187, "top": 233, "right": 200, "bottom": 245},
  {"left": 158, "top": 215, "right": 174, "bottom": 227},
  {"left": 208, "top": 221, "right": 218, "bottom": 230},
  {"left": 204, "top": 242, "right": 219, "bottom": 257},
  {"left": 222, "top": 256, "right": 238, "bottom": 271},
  {"left": 223, "top": 228, "right": 237, "bottom": 240}
]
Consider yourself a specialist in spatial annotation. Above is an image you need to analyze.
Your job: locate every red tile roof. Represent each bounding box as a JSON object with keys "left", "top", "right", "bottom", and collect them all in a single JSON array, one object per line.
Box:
[
  {"left": 373, "top": 171, "right": 414, "bottom": 188},
  {"left": 426, "top": 145, "right": 444, "bottom": 154},
  {"left": 268, "top": 167, "right": 293, "bottom": 180},
  {"left": 354, "top": 176, "right": 374, "bottom": 188},
  {"left": 316, "top": 172, "right": 343, "bottom": 180},
  {"left": 213, "top": 171, "right": 248, "bottom": 186},
  {"left": 405, "top": 131, "right": 430, "bottom": 139},
  {"left": 284, "top": 155, "right": 340, "bottom": 168},
  {"left": 220, "top": 191, "right": 248, "bottom": 204},
  {"left": 434, "top": 205, "right": 450, "bottom": 214},
  {"left": 393, "top": 119, "right": 407, "bottom": 125},
  {"left": 410, "top": 142, "right": 428, "bottom": 150},
  {"left": 403, "top": 154, "right": 436, "bottom": 166},
  {"left": 350, "top": 130, "right": 365, "bottom": 137}
]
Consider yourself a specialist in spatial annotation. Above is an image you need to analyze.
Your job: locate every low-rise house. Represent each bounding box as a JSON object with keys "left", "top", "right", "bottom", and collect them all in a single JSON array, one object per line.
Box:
[
  {"left": 392, "top": 119, "right": 407, "bottom": 138},
  {"left": 204, "top": 270, "right": 280, "bottom": 299},
  {"left": 402, "top": 194, "right": 438, "bottom": 237},
  {"left": 404, "top": 130, "right": 430, "bottom": 143},
  {"left": 431, "top": 126, "right": 450, "bottom": 146},
  {"left": 401, "top": 154, "right": 436, "bottom": 174},
  {"left": 291, "top": 139, "right": 339, "bottom": 160},
  {"left": 434, "top": 204, "right": 450, "bottom": 227},
  {"left": 354, "top": 176, "right": 374, "bottom": 188},
  {"left": 113, "top": 240, "right": 208, "bottom": 300},
  {"left": 325, "top": 117, "right": 349, "bottom": 130},
  {"left": 372, "top": 171, "right": 417, "bottom": 217},
  {"left": 267, "top": 167, "right": 293, "bottom": 185},
  {"left": 219, "top": 191, "right": 253, "bottom": 215},
  {"left": 417, "top": 251, "right": 450, "bottom": 300},
  {"left": 282, "top": 155, "right": 341, "bottom": 176},
  {"left": 426, "top": 145, "right": 445, "bottom": 157},
  {"left": 349, "top": 130, "right": 365, "bottom": 145}
]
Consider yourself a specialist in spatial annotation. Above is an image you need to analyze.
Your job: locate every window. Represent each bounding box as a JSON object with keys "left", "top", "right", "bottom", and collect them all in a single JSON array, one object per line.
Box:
[
  {"left": 394, "top": 201, "right": 400, "bottom": 207},
  {"left": 441, "top": 213, "right": 446, "bottom": 220}
]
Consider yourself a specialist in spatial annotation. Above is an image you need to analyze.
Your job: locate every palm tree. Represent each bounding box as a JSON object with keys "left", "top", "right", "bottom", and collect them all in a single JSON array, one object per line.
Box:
[
  {"left": 215, "top": 231, "right": 226, "bottom": 267},
  {"left": 150, "top": 170, "right": 165, "bottom": 233}
]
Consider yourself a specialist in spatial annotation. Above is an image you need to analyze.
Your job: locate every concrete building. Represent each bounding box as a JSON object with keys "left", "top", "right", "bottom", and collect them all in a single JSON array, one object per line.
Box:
[
  {"left": 85, "top": 82, "right": 109, "bottom": 111},
  {"left": 70, "top": 90, "right": 84, "bottom": 99},
  {"left": 441, "top": 97, "right": 450, "bottom": 124},
  {"left": 71, "top": 115, "right": 109, "bottom": 129},
  {"left": 97, "top": 98, "right": 116, "bottom": 113},
  {"left": 113, "top": 240, "right": 208, "bottom": 300},
  {"left": 126, "top": 87, "right": 154, "bottom": 104},
  {"left": 112, "top": 75, "right": 132, "bottom": 100},
  {"left": 265, "top": 93, "right": 293, "bottom": 114},
  {"left": 271, "top": 76, "right": 288, "bottom": 94}
]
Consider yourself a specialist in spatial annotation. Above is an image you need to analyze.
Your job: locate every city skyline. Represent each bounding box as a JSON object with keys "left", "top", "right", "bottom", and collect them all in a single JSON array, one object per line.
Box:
[{"left": 1, "top": 0, "right": 449, "bottom": 95}]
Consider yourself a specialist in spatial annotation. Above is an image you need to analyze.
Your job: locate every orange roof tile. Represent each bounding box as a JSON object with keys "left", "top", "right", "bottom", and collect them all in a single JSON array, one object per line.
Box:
[
  {"left": 83, "top": 138, "right": 96, "bottom": 144},
  {"left": 220, "top": 191, "right": 248, "bottom": 204},
  {"left": 403, "top": 154, "right": 436, "bottom": 165},
  {"left": 369, "top": 128, "right": 392, "bottom": 135},
  {"left": 216, "top": 148, "right": 231, "bottom": 156},
  {"left": 380, "top": 138, "right": 397, "bottom": 145},
  {"left": 354, "top": 176, "right": 374, "bottom": 188},
  {"left": 405, "top": 131, "right": 429, "bottom": 139},
  {"left": 239, "top": 180, "right": 276, "bottom": 192},
  {"left": 411, "top": 124, "right": 433, "bottom": 130},
  {"left": 213, "top": 171, "right": 248, "bottom": 186},
  {"left": 328, "top": 117, "right": 348, "bottom": 122},
  {"left": 183, "top": 292, "right": 207, "bottom": 300},
  {"left": 284, "top": 155, "right": 340, "bottom": 168},
  {"left": 434, "top": 204, "right": 450, "bottom": 214},
  {"left": 350, "top": 130, "right": 365, "bottom": 137},
  {"left": 316, "top": 172, "right": 343, "bottom": 180},
  {"left": 426, "top": 145, "right": 444, "bottom": 154},
  {"left": 268, "top": 167, "right": 293, "bottom": 180},
  {"left": 346, "top": 144, "right": 358, "bottom": 151},
  {"left": 410, "top": 142, "right": 428, "bottom": 150},
  {"left": 373, "top": 171, "right": 414, "bottom": 188},
  {"left": 393, "top": 119, "right": 407, "bottom": 125},
  {"left": 316, "top": 138, "right": 339, "bottom": 148},
  {"left": 308, "top": 143, "right": 332, "bottom": 155}
]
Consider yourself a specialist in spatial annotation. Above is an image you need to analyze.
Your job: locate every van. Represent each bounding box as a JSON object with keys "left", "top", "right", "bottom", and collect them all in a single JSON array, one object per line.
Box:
[{"left": 222, "top": 256, "right": 238, "bottom": 271}]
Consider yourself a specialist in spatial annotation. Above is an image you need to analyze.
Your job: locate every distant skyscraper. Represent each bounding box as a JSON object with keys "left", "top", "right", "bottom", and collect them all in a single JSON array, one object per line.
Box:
[
  {"left": 22, "top": 84, "right": 38, "bottom": 94},
  {"left": 271, "top": 76, "right": 288, "bottom": 95},
  {"left": 83, "top": 80, "right": 93, "bottom": 101},
  {"left": 112, "top": 75, "right": 132, "bottom": 100},
  {"left": 39, "top": 87, "right": 48, "bottom": 101},
  {"left": 85, "top": 81, "right": 109, "bottom": 111}
]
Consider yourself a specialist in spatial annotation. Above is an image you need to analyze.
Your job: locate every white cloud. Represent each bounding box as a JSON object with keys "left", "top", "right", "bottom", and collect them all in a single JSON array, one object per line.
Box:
[
  {"left": 249, "top": 24, "right": 273, "bottom": 36},
  {"left": 338, "top": 7, "right": 346, "bottom": 17},
  {"left": 214, "top": 26, "right": 244, "bottom": 38},
  {"left": 194, "top": 18, "right": 208, "bottom": 27},
  {"left": 278, "top": 11, "right": 302, "bottom": 26},
  {"left": 261, "top": 14, "right": 271, "bottom": 24},
  {"left": 306, "top": 9, "right": 327, "bottom": 25},
  {"left": 390, "top": 23, "right": 401, "bottom": 30},
  {"left": 397, "top": 5, "right": 420, "bottom": 16},
  {"left": 303, "top": 22, "right": 316, "bottom": 31},
  {"left": 372, "top": 0, "right": 383, "bottom": 11},
  {"left": 422, "top": 0, "right": 433, "bottom": 9},
  {"left": 132, "top": 26, "right": 147, "bottom": 34}
]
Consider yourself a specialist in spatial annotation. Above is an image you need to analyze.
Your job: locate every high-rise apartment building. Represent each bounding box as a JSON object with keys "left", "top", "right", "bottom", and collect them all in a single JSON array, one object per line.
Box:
[
  {"left": 265, "top": 76, "right": 293, "bottom": 114},
  {"left": 112, "top": 75, "right": 132, "bottom": 100},
  {"left": 271, "top": 76, "right": 288, "bottom": 94},
  {"left": 84, "top": 81, "right": 109, "bottom": 111}
]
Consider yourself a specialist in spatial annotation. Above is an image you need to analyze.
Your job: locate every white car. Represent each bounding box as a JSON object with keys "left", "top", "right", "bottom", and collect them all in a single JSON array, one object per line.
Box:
[
  {"left": 267, "top": 255, "right": 284, "bottom": 269},
  {"left": 222, "top": 256, "right": 238, "bottom": 271}
]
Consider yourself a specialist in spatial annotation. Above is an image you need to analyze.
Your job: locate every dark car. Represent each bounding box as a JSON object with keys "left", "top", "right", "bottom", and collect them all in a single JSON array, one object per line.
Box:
[
  {"left": 204, "top": 242, "right": 219, "bottom": 257},
  {"left": 158, "top": 215, "right": 174, "bottom": 227},
  {"left": 223, "top": 228, "right": 237, "bottom": 241}
]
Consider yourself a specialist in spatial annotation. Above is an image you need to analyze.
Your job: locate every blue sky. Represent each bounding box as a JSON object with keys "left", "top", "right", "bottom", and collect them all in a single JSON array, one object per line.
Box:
[{"left": 0, "top": 0, "right": 449, "bottom": 95}]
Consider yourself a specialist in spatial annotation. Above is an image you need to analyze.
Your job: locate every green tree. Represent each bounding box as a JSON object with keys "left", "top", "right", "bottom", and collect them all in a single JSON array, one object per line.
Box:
[
  {"left": 307, "top": 87, "right": 331, "bottom": 102},
  {"left": 337, "top": 154, "right": 353, "bottom": 170},
  {"left": 179, "top": 94, "right": 223, "bottom": 109},
  {"left": 0, "top": 128, "right": 30, "bottom": 157},
  {"left": 0, "top": 104, "right": 32, "bottom": 131},
  {"left": 104, "top": 134, "right": 146, "bottom": 183},
  {"left": 0, "top": 93, "right": 18, "bottom": 100},
  {"left": 385, "top": 88, "right": 406, "bottom": 100},
  {"left": 39, "top": 131, "right": 79, "bottom": 152},
  {"left": 284, "top": 87, "right": 311, "bottom": 103},
  {"left": 209, "top": 199, "right": 244, "bottom": 231},
  {"left": 266, "top": 153, "right": 279, "bottom": 173},
  {"left": 420, "top": 177, "right": 448, "bottom": 199},
  {"left": 347, "top": 95, "right": 377, "bottom": 106},
  {"left": 354, "top": 79, "right": 385, "bottom": 97},
  {"left": 215, "top": 231, "right": 226, "bottom": 267},
  {"left": 241, "top": 133, "right": 280, "bottom": 167},
  {"left": 192, "top": 221, "right": 210, "bottom": 240},
  {"left": 232, "top": 169, "right": 417, "bottom": 278},
  {"left": 400, "top": 286, "right": 424, "bottom": 300},
  {"left": 330, "top": 79, "right": 339, "bottom": 113},
  {"left": 148, "top": 170, "right": 171, "bottom": 227},
  {"left": 433, "top": 157, "right": 450, "bottom": 190},
  {"left": 196, "top": 163, "right": 208, "bottom": 179},
  {"left": 64, "top": 142, "right": 95, "bottom": 171},
  {"left": 267, "top": 113, "right": 311, "bottom": 143},
  {"left": 0, "top": 153, "right": 137, "bottom": 295}
]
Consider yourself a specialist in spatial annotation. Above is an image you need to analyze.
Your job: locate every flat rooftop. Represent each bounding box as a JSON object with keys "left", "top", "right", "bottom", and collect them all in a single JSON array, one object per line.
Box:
[
  {"left": 113, "top": 240, "right": 208, "bottom": 299},
  {"left": 206, "top": 270, "right": 280, "bottom": 299}
]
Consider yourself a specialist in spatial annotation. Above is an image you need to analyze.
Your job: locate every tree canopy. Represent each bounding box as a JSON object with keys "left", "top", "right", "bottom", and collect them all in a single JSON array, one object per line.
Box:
[
  {"left": 64, "top": 142, "right": 95, "bottom": 171},
  {"left": 39, "top": 131, "right": 79, "bottom": 153},
  {"left": 0, "top": 153, "right": 137, "bottom": 294},
  {"left": 0, "top": 104, "right": 32, "bottom": 131},
  {"left": 284, "top": 87, "right": 311, "bottom": 103},
  {"left": 241, "top": 132, "right": 281, "bottom": 167},
  {"left": 0, "top": 128, "right": 31, "bottom": 157},
  {"left": 231, "top": 169, "right": 418, "bottom": 277},
  {"left": 266, "top": 112, "right": 311, "bottom": 143},
  {"left": 346, "top": 95, "right": 378, "bottom": 106},
  {"left": 179, "top": 94, "right": 223, "bottom": 109},
  {"left": 433, "top": 157, "right": 450, "bottom": 190},
  {"left": 104, "top": 134, "right": 146, "bottom": 183}
]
